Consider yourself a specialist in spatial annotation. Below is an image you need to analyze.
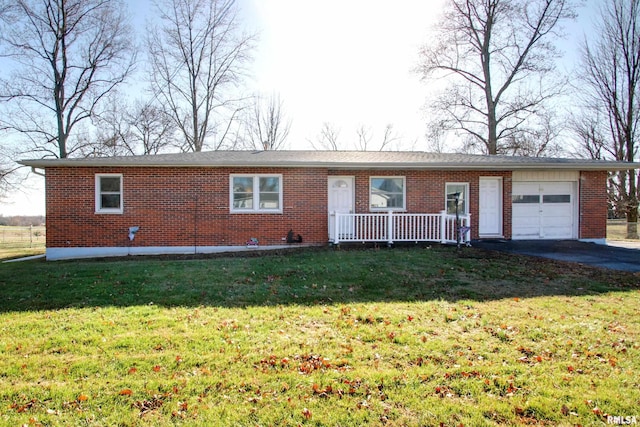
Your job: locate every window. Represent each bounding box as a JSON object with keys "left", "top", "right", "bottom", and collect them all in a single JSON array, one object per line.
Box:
[
  {"left": 513, "top": 195, "right": 540, "bottom": 204},
  {"left": 231, "top": 174, "right": 282, "bottom": 212},
  {"left": 446, "top": 183, "right": 469, "bottom": 215},
  {"left": 370, "top": 177, "right": 405, "bottom": 210},
  {"left": 543, "top": 194, "right": 571, "bottom": 203},
  {"left": 95, "top": 174, "right": 123, "bottom": 214}
]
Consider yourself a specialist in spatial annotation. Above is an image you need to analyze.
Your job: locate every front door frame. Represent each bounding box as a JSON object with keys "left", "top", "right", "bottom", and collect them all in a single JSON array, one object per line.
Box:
[
  {"left": 328, "top": 176, "right": 355, "bottom": 241},
  {"left": 479, "top": 177, "right": 504, "bottom": 237}
]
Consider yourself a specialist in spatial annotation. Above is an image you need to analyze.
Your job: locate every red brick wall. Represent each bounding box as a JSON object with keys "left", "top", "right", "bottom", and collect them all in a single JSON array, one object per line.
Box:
[
  {"left": 45, "top": 166, "right": 606, "bottom": 248},
  {"left": 503, "top": 175, "right": 513, "bottom": 239},
  {"left": 46, "top": 167, "right": 328, "bottom": 248},
  {"left": 579, "top": 170, "right": 608, "bottom": 239}
]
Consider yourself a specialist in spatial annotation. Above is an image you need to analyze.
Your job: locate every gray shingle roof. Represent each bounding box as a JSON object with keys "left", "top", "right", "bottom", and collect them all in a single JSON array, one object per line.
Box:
[{"left": 18, "top": 150, "right": 639, "bottom": 170}]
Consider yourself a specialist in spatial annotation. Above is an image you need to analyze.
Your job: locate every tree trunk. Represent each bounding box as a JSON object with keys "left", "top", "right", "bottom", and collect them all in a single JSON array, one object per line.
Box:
[
  {"left": 57, "top": 106, "right": 67, "bottom": 158},
  {"left": 482, "top": 16, "right": 497, "bottom": 156},
  {"left": 58, "top": 127, "right": 67, "bottom": 158},
  {"left": 487, "top": 106, "right": 498, "bottom": 155},
  {"left": 627, "top": 169, "right": 639, "bottom": 238},
  {"left": 627, "top": 209, "right": 639, "bottom": 239}
]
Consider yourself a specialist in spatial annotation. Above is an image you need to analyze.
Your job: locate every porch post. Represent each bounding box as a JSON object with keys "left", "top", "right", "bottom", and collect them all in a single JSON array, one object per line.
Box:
[
  {"left": 333, "top": 212, "right": 340, "bottom": 244},
  {"left": 387, "top": 210, "right": 394, "bottom": 245},
  {"left": 465, "top": 214, "right": 472, "bottom": 243},
  {"left": 440, "top": 210, "right": 447, "bottom": 244}
]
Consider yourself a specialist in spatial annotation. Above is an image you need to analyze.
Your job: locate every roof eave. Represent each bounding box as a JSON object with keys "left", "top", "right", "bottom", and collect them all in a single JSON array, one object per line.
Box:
[{"left": 17, "top": 159, "right": 640, "bottom": 171}]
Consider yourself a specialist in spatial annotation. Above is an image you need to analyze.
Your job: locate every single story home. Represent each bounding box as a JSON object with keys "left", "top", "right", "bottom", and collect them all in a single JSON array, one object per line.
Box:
[{"left": 19, "top": 150, "right": 638, "bottom": 260}]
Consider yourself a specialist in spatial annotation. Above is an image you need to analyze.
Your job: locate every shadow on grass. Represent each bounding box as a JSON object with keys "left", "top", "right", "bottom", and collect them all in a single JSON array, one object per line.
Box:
[{"left": 1, "top": 245, "right": 639, "bottom": 313}]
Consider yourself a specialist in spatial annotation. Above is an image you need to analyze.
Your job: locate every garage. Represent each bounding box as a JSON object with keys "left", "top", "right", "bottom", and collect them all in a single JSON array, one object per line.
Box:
[{"left": 512, "top": 172, "right": 578, "bottom": 240}]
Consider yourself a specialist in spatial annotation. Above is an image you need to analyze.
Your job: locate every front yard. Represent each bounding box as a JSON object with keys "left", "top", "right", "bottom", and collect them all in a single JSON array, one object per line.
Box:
[{"left": 1, "top": 246, "right": 638, "bottom": 426}]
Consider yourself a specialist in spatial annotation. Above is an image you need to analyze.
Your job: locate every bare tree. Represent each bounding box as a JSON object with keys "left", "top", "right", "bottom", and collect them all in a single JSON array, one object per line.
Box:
[
  {"left": 91, "top": 98, "right": 177, "bottom": 156},
  {"left": 425, "top": 120, "right": 451, "bottom": 153},
  {"left": 128, "top": 101, "right": 177, "bottom": 155},
  {"left": 244, "top": 93, "right": 291, "bottom": 150},
  {"left": 355, "top": 124, "right": 400, "bottom": 151},
  {"left": 379, "top": 124, "right": 400, "bottom": 151},
  {"left": 570, "top": 114, "right": 607, "bottom": 160},
  {"left": 0, "top": 0, "right": 135, "bottom": 158},
  {"left": 578, "top": 0, "right": 640, "bottom": 238},
  {"left": 147, "top": 0, "right": 254, "bottom": 153},
  {"left": 81, "top": 87, "right": 180, "bottom": 158},
  {"left": 310, "top": 122, "right": 341, "bottom": 151},
  {"left": 311, "top": 122, "right": 401, "bottom": 151},
  {"left": 90, "top": 96, "right": 134, "bottom": 157},
  {"left": 498, "top": 110, "right": 564, "bottom": 157},
  {"left": 355, "top": 125, "right": 372, "bottom": 151},
  {"left": 417, "top": 0, "right": 576, "bottom": 155},
  {"left": 0, "top": 143, "right": 20, "bottom": 201}
]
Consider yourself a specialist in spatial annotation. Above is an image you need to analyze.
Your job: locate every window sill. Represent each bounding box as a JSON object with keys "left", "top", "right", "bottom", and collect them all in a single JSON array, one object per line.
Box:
[
  {"left": 230, "top": 210, "right": 283, "bottom": 214},
  {"left": 95, "top": 210, "right": 124, "bottom": 215}
]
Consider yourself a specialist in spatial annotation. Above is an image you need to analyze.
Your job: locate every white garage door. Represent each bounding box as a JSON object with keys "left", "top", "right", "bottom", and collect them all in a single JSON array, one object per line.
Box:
[{"left": 512, "top": 182, "right": 576, "bottom": 239}]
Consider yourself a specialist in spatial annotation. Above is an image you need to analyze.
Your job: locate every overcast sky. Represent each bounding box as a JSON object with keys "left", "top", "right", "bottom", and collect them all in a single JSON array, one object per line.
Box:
[
  {"left": 2, "top": 0, "right": 596, "bottom": 216},
  {"left": 242, "top": 0, "right": 443, "bottom": 150}
]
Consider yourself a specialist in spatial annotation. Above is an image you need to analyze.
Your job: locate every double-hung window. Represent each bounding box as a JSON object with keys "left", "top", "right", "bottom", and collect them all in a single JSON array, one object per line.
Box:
[
  {"left": 370, "top": 177, "right": 405, "bottom": 211},
  {"left": 231, "top": 174, "right": 282, "bottom": 213},
  {"left": 95, "top": 174, "right": 123, "bottom": 214},
  {"left": 445, "top": 183, "right": 469, "bottom": 215}
]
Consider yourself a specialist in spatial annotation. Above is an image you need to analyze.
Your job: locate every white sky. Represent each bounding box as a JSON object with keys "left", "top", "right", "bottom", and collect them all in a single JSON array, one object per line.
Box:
[
  {"left": 1, "top": 0, "right": 596, "bottom": 217},
  {"left": 244, "top": 0, "right": 443, "bottom": 149}
]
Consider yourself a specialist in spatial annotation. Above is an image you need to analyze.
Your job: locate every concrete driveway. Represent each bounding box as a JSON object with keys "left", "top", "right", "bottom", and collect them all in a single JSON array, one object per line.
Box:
[{"left": 472, "top": 240, "right": 640, "bottom": 272}]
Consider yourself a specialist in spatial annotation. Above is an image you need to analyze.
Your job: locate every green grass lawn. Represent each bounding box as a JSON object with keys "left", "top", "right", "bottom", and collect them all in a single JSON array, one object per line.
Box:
[{"left": 1, "top": 246, "right": 639, "bottom": 426}]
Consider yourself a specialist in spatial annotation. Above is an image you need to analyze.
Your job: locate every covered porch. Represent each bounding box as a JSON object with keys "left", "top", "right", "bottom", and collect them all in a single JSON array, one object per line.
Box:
[{"left": 329, "top": 211, "right": 471, "bottom": 246}]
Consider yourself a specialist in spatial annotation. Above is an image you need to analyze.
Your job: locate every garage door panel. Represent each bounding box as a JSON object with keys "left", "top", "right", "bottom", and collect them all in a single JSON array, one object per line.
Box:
[
  {"left": 542, "top": 213, "right": 574, "bottom": 238},
  {"left": 513, "top": 205, "right": 539, "bottom": 220},
  {"left": 542, "top": 214, "right": 573, "bottom": 227},
  {"left": 542, "top": 204, "right": 573, "bottom": 221},
  {"left": 542, "top": 228, "right": 573, "bottom": 239},
  {"left": 512, "top": 202, "right": 540, "bottom": 237},
  {"left": 541, "top": 222, "right": 574, "bottom": 238},
  {"left": 512, "top": 182, "right": 576, "bottom": 240}
]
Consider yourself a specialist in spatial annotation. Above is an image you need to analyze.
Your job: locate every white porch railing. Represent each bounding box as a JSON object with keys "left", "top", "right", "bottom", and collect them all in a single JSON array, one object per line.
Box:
[{"left": 330, "top": 211, "right": 471, "bottom": 245}]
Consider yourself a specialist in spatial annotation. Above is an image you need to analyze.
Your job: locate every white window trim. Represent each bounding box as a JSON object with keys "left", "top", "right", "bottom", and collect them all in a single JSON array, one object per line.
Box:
[
  {"left": 445, "top": 182, "right": 469, "bottom": 215},
  {"left": 95, "top": 173, "right": 123, "bottom": 214},
  {"left": 369, "top": 176, "right": 406, "bottom": 212},
  {"left": 230, "top": 174, "right": 283, "bottom": 213}
]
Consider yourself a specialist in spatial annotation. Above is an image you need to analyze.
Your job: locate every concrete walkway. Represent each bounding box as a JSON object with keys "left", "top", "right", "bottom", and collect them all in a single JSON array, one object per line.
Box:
[
  {"left": 2, "top": 254, "right": 46, "bottom": 263},
  {"left": 472, "top": 240, "right": 640, "bottom": 272},
  {"left": 606, "top": 240, "right": 640, "bottom": 250}
]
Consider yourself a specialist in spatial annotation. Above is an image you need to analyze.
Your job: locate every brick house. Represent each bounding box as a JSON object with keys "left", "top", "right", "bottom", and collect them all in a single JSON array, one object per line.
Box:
[{"left": 19, "top": 150, "right": 638, "bottom": 260}]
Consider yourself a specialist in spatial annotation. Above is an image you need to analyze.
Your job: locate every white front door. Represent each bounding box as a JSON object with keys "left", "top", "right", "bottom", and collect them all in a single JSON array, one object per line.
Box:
[
  {"left": 328, "top": 177, "right": 355, "bottom": 240},
  {"left": 479, "top": 177, "right": 503, "bottom": 237}
]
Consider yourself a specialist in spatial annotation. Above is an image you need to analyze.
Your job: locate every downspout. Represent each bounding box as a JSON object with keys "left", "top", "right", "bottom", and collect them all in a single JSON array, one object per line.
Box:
[
  {"left": 31, "top": 167, "right": 45, "bottom": 177},
  {"left": 193, "top": 195, "right": 199, "bottom": 254}
]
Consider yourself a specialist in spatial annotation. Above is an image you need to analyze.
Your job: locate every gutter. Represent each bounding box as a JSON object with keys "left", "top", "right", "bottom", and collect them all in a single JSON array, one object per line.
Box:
[
  {"left": 18, "top": 160, "right": 640, "bottom": 171},
  {"left": 30, "top": 167, "right": 45, "bottom": 177}
]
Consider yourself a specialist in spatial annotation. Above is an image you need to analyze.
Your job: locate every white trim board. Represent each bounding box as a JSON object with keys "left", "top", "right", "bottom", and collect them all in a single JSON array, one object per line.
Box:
[
  {"left": 512, "top": 170, "right": 579, "bottom": 182},
  {"left": 45, "top": 245, "right": 317, "bottom": 261}
]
